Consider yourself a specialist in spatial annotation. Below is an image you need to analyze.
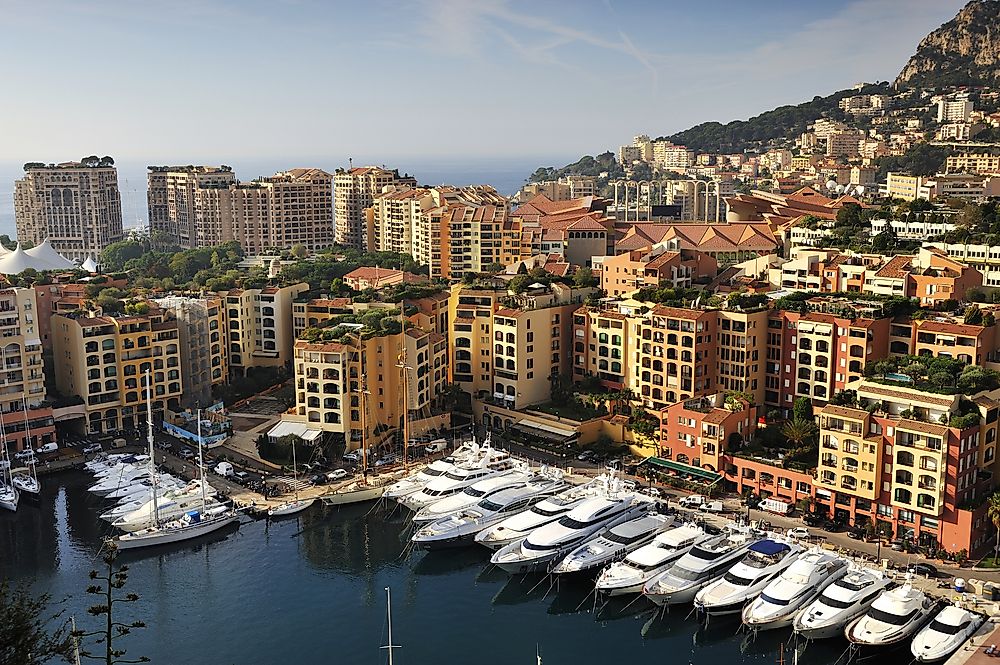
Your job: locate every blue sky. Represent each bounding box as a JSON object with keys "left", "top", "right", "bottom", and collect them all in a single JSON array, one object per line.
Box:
[{"left": 0, "top": 0, "right": 966, "bottom": 166}]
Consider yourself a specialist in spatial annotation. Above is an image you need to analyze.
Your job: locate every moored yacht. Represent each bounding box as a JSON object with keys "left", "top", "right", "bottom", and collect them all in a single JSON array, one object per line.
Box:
[
  {"left": 89, "top": 466, "right": 152, "bottom": 495},
  {"left": 793, "top": 565, "right": 894, "bottom": 640},
  {"left": 642, "top": 526, "right": 758, "bottom": 606},
  {"left": 412, "top": 466, "right": 533, "bottom": 525},
  {"left": 412, "top": 472, "right": 567, "bottom": 550},
  {"left": 11, "top": 470, "right": 40, "bottom": 497},
  {"left": 910, "top": 603, "right": 986, "bottom": 663},
  {"left": 491, "top": 491, "right": 654, "bottom": 575},
  {"left": 595, "top": 523, "right": 708, "bottom": 597},
  {"left": 400, "top": 454, "right": 515, "bottom": 511},
  {"left": 551, "top": 512, "right": 675, "bottom": 575},
  {"left": 694, "top": 538, "right": 802, "bottom": 616},
  {"left": 100, "top": 480, "right": 211, "bottom": 522},
  {"left": 845, "top": 581, "right": 937, "bottom": 648},
  {"left": 741, "top": 549, "right": 848, "bottom": 630},
  {"left": 0, "top": 483, "right": 17, "bottom": 512},
  {"left": 383, "top": 441, "right": 481, "bottom": 501},
  {"left": 475, "top": 476, "right": 612, "bottom": 551}
]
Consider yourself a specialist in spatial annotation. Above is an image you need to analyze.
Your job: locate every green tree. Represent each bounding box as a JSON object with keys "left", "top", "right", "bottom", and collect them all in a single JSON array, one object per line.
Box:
[
  {"left": 572, "top": 266, "right": 599, "bottom": 288},
  {"left": 792, "top": 397, "right": 813, "bottom": 424},
  {"left": 0, "top": 580, "right": 75, "bottom": 665},
  {"left": 289, "top": 244, "right": 308, "bottom": 259},
  {"left": 74, "top": 543, "right": 149, "bottom": 665},
  {"left": 988, "top": 492, "right": 1000, "bottom": 564},
  {"left": 781, "top": 419, "right": 817, "bottom": 448}
]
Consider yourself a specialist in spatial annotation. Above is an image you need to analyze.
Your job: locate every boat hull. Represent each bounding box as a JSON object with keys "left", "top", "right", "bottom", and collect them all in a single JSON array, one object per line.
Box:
[
  {"left": 412, "top": 532, "right": 477, "bottom": 550},
  {"left": 268, "top": 498, "right": 315, "bottom": 517},
  {"left": 845, "top": 614, "right": 930, "bottom": 648},
  {"left": 644, "top": 582, "right": 702, "bottom": 607},
  {"left": 321, "top": 485, "right": 385, "bottom": 505},
  {"left": 114, "top": 515, "right": 240, "bottom": 550},
  {"left": 0, "top": 492, "right": 18, "bottom": 512}
]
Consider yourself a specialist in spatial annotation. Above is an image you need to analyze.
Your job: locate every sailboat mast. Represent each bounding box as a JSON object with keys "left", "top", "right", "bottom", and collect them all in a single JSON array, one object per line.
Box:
[
  {"left": 146, "top": 371, "right": 159, "bottom": 526},
  {"left": 0, "top": 405, "right": 9, "bottom": 486},
  {"left": 291, "top": 437, "right": 299, "bottom": 501},
  {"left": 196, "top": 408, "right": 207, "bottom": 510},
  {"left": 398, "top": 303, "right": 410, "bottom": 472},
  {"left": 21, "top": 396, "right": 35, "bottom": 482},
  {"left": 360, "top": 373, "right": 368, "bottom": 474}
]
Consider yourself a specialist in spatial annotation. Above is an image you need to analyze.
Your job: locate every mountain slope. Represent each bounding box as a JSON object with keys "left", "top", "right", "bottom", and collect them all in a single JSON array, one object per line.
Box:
[{"left": 895, "top": 0, "right": 1000, "bottom": 87}]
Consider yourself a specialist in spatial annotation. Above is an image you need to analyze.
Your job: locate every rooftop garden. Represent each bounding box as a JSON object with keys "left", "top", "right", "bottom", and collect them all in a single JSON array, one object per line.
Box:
[
  {"left": 299, "top": 308, "right": 404, "bottom": 343},
  {"left": 865, "top": 354, "right": 1000, "bottom": 396},
  {"left": 771, "top": 290, "right": 920, "bottom": 317}
]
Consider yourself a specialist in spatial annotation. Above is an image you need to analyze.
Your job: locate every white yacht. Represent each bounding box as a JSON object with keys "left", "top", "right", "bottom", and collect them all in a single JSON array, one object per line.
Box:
[
  {"left": 85, "top": 453, "right": 146, "bottom": 474},
  {"left": 694, "top": 538, "right": 802, "bottom": 616},
  {"left": 100, "top": 480, "right": 212, "bottom": 522},
  {"left": 11, "top": 470, "right": 39, "bottom": 497},
  {"left": 89, "top": 466, "right": 152, "bottom": 495},
  {"left": 400, "top": 456, "right": 515, "bottom": 512},
  {"left": 0, "top": 483, "right": 17, "bottom": 512},
  {"left": 595, "top": 523, "right": 708, "bottom": 597},
  {"left": 475, "top": 476, "right": 612, "bottom": 551},
  {"left": 742, "top": 549, "right": 848, "bottom": 630},
  {"left": 412, "top": 466, "right": 533, "bottom": 525},
  {"left": 491, "top": 490, "right": 654, "bottom": 574},
  {"left": 105, "top": 475, "right": 184, "bottom": 501},
  {"left": 383, "top": 441, "right": 481, "bottom": 501},
  {"left": 412, "top": 473, "right": 567, "bottom": 550},
  {"left": 111, "top": 490, "right": 224, "bottom": 532},
  {"left": 642, "top": 526, "right": 758, "bottom": 606},
  {"left": 845, "top": 582, "right": 937, "bottom": 648},
  {"left": 793, "top": 565, "right": 894, "bottom": 640},
  {"left": 551, "top": 512, "right": 675, "bottom": 575},
  {"left": 910, "top": 604, "right": 986, "bottom": 663}
]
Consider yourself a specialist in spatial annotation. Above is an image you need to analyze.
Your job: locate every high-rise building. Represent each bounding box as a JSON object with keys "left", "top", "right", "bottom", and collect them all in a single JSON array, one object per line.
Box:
[
  {"left": 51, "top": 305, "right": 183, "bottom": 434},
  {"left": 218, "top": 283, "right": 309, "bottom": 375},
  {"left": 0, "top": 287, "right": 55, "bottom": 453},
  {"left": 937, "top": 99, "right": 973, "bottom": 123},
  {"left": 334, "top": 167, "right": 407, "bottom": 250},
  {"left": 15, "top": 159, "right": 123, "bottom": 262},
  {"left": 369, "top": 186, "right": 433, "bottom": 255},
  {"left": 153, "top": 295, "right": 228, "bottom": 407},
  {"left": 147, "top": 166, "right": 237, "bottom": 248}
]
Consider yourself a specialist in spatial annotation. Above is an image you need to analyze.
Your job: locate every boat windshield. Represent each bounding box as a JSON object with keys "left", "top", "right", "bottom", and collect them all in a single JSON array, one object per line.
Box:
[
  {"left": 759, "top": 593, "right": 790, "bottom": 607},
  {"left": 817, "top": 594, "right": 855, "bottom": 610},
  {"left": 444, "top": 471, "right": 471, "bottom": 480},
  {"left": 669, "top": 566, "right": 705, "bottom": 582},
  {"left": 464, "top": 487, "right": 487, "bottom": 497},
  {"left": 837, "top": 578, "right": 873, "bottom": 592},
  {"left": 723, "top": 571, "right": 755, "bottom": 587},
  {"left": 867, "top": 607, "right": 918, "bottom": 626},
  {"left": 478, "top": 499, "right": 504, "bottom": 512},
  {"left": 606, "top": 530, "right": 649, "bottom": 545},
  {"left": 689, "top": 546, "right": 722, "bottom": 561},
  {"left": 532, "top": 505, "right": 569, "bottom": 517},
  {"left": 523, "top": 540, "right": 563, "bottom": 552},
  {"left": 558, "top": 515, "right": 604, "bottom": 529},
  {"left": 928, "top": 619, "right": 969, "bottom": 635},
  {"left": 424, "top": 468, "right": 445, "bottom": 477}
]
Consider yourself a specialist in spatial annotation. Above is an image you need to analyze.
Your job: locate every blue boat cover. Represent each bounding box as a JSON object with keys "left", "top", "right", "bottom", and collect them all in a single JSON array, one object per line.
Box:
[{"left": 749, "top": 539, "right": 790, "bottom": 555}]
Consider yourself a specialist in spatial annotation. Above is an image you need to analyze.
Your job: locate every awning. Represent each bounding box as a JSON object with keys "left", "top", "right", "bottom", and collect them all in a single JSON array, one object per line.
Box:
[
  {"left": 268, "top": 420, "right": 323, "bottom": 441},
  {"left": 514, "top": 419, "right": 577, "bottom": 441},
  {"left": 642, "top": 457, "right": 722, "bottom": 483}
]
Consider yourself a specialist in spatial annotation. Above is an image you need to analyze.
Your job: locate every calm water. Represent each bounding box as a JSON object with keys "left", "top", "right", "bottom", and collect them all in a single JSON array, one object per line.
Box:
[{"left": 0, "top": 472, "right": 848, "bottom": 665}]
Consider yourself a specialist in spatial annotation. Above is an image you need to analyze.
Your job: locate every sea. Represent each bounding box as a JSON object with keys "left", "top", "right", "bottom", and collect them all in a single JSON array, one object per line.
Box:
[
  {"left": 0, "top": 157, "right": 561, "bottom": 240},
  {"left": 0, "top": 471, "right": 852, "bottom": 665}
]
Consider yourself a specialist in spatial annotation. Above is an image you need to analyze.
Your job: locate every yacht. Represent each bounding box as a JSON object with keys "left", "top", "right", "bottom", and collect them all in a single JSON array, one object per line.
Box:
[
  {"left": 111, "top": 490, "right": 224, "bottom": 532},
  {"left": 105, "top": 475, "right": 184, "bottom": 501},
  {"left": 0, "top": 483, "right": 17, "bottom": 512},
  {"left": 793, "top": 565, "right": 894, "bottom": 640},
  {"left": 411, "top": 472, "right": 567, "bottom": 550},
  {"left": 85, "top": 453, "right": 146, "bottom": 474},
  {"left": 89, "top": 466, "right": 152, "bottom": 495},
  {"left": 268, "top": 437, "right": 315, "bottom": 517},
  {"left": 551, "top": 512, "right": 675, "bottom": 575},
  {"left": 412, "top": 466, "right": 534, "bottom": 525},
  {"left": 100, "top": 480, "right": 212, "bottom": 522},
  {"left": 694, "top": 538, "right": 802, "bottom": 616},
  {"left": 400, "top": 455, "right": 515, "bottom": 512},
  {"left": 845, "top": 581, "right": 937, "bottom": 648},
  {"left": 642, "top": 526, "right": 758, "bottom": 606},
  {"left": 491, "top": 492, "right": 654, "bottom": 575},
  {"left": 475, "top": 476, "right": 613, "bottom": 551},
  {"left": 595, "top": 523, "right": 708, "bottom": 597},
  {"left": 11, "top": 470, "right": 39, "bottom": 497},
  {"left": 911, "top": 604, "right": 986, "bottom": 663},
  {"left": 741, "top": 549, "right": 848, "bottom": 630},
  {"left": 383, "top": 441, "right": 481, "bottom": 501}
]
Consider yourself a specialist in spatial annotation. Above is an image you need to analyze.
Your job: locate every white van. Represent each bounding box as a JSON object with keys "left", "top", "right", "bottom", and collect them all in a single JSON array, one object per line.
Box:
[
  {"left": 759, "top": 498, "right": 792, "bottom": 515},
  {"left": 698, "top": 500, "right": 725, "bottom": 513},
  {"left": 425, "top": 439, "right": 448, "bottom": 455},
  {"left": 214, "top": 461, "right": 235, "bottom": 478},
  {"left": 679, "top": 494, "right": 706, "bottom": 509}
]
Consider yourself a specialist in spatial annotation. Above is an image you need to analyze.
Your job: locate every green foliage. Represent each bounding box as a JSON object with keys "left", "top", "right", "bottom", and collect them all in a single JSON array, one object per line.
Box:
[
  {"left": 865, "top": 353, "right": 1000, "bottom": 395},
  {"left": 573, "top": 266, "right": 599, "bottom": 288},
  {"left": 528, "top": 152, "right": 623, "bottom": 183},
  {"left": 829, "top": 389, "right": 858, "bottom": 407},
  {"left": 631, "top": 285, "right": 703, "bottom": 306},
  {"left": 0, "top": 579, "right": 75, "bottom": 665},
  {"left": 628, "top": 407, "right": 659, "bottom": 438},
  {"left": 875, "top": 143, "right": 951, "bottom": 180},
  {"left": 792, "top": 397, "right": 813, "bottom": 424},
  {"left": 75, "top": 544, "right": 149, "bottom": 664}
]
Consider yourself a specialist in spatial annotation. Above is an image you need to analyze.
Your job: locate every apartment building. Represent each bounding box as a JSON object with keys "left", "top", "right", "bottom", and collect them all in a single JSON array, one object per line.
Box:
[
  {"left": 0, "top": 288, "right": 54, "bottom": 453},
  {"left": 147, "top": 166, "right": 237, "bottom": 248},
  {"left": 599, "top": 244, "right": 717, "bottom": 297},
  {"left": 517, "top": 176, "right": 597, "bottom": 203},
  {"left": 657, "top": 393, "right": 756, "bottom": 473},
  {"left": 51, "top": 306, "right": 183, "bottom": 434},
  {"left": 814, "top": 379, "right": 994, "bottom": 555},
  {"left": 572, "top": 305, "right": 632, "bottom": 389},
  {"left": 291, "top": 297, "right": 352, "bottom": 339},
  {"left": 929, "top": 242, "right": 1000, "bottom": 288},
  {"left": 619, "top": 145, "right": 642, "bottom": 165},
  {"left": 369, "top": 186, "right": 433, "bottom": 254},
  {"left": 889, "top": 317, "right": 998, "bottom": 366},
  {"left": 514, "top": 195, "right": 614, "bottom": 267},
  {"left": 15, "top": 160, "right": 123, "bottom": 261},
  {"left": 825, "top": 130, "right": 864, "bottom": 158},
  {"left": 232, "top": 169, "right": 334, "bottom": 253},
  {"left": 282, "top": 325, "right": 447, "bottom": 450},
  {"left": 334, "top": 167, "right": 413, "bottom": 250},
  {"left": 945, "top": 153, "right": 1000, "bottom": 175},
  {"left": 937, "top": 99, "right": 973, "bottom": 123},
  {"left": 652, "top": 142, "right": 695, "bottom": 172},
  {"left": 153, "top": 295, "right": 228, "bottom": 407},
  {"left": 218, "top": 283, "right": 309, "bottom": 375}
]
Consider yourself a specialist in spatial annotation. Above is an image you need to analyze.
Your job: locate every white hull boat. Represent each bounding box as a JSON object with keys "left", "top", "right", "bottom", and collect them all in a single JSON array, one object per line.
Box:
[
  {"left": 114, "top": 508, "right": 240, "bottom": 550},
  {"left": 551, "top": 513, "right": 675, "bottom": 575},
  {"left": 412, "top": 468, "right": 532, "bottom": 525},
  {"left": 793, "top": 565, "right": 893, "bottom": 640},
  {"left": 910, "top": 604, "right": 986, "bottom": 663},
  {"left": 0, "top": 484, "right": 18, "bottom": 512},
  {"left": 11, "top": 473, "right": 40, "bottom": 496},
  {"left": 112, "top": 493, "right": 224, "bottom": 532},
  {"left": 595, "top": 523, "right": 708, "bottom": 596},
  {"left": 694, "top": 538, "right": 803, "bottom": 616},
  {"left": 742, "top": 549, "right": 848, "bottom": 630},
  {"left": 642, "top": 526, "right": 758, "bottom": 606},
  {"left": 268, "top": 498, "right": 316, "bottom": 517},
  {"left": 322, "top": 474, "right": 401, "bottom": 506},
  {"left": 845, "top": 582, "right": 937, "bottom": 648}
]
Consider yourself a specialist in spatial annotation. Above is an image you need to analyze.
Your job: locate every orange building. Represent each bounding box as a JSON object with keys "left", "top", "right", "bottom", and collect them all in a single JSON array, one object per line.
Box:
[{"left": 657, "top": 393, "right": 756, "bottom": 474}]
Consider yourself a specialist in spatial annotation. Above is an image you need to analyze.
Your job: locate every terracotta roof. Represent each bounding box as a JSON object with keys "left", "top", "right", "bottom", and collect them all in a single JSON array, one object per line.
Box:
[
  {"left": 820, "top": 405, "right": 868, "bottom": 420},
  {"left": 702, "top": 410, "right": 733, "bottom": 424},
  {"left": 914, "top": 320, "right": 984, "bottom": 336},
  {"left": 651, "top": 306, "right": 706, "bottom": 320},
  {"left": 295, "top": 340, "right": 350, "bottom": 352},
  {"left": 858, "top": 384, "right": 956, "bottom": 407},
  {"left": 873, "top": 255, "right": 913, "bottom": 279},
  {"left": 895, "top": 419, "right": 950, "bottom": 436}
]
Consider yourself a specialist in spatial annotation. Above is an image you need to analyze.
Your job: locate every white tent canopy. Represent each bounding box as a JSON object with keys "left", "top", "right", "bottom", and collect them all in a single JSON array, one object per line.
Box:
[
  {"left": 267, "top": 420, "right": 323, "bottom": 441},
  {"left": 25, "top": 239, "right": 76, "bottom": 270},
  {"left": 0, "top": 240, "right": 76, "bottom": 274}
]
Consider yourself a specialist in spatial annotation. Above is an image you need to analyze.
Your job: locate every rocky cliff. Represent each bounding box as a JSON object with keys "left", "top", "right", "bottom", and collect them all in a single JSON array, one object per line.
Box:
[{"left": 895, "top": 0, "right": 1000, "bottom": 87}]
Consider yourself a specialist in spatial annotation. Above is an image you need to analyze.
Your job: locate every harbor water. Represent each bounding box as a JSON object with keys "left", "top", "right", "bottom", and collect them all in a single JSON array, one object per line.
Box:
[{"left": 1, "top": 472, "right": 850, "bottom": 665}]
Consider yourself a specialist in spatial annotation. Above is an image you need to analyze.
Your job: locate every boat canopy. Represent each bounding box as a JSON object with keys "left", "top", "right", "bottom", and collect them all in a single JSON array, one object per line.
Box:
[{"left": 749, "top": 539, "right": 790, "bottom": 556}]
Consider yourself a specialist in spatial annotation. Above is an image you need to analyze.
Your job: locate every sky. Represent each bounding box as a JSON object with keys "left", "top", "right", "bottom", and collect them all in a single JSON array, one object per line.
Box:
[{"left": 0, "top": 0, "right": 968, "bottom": 170}]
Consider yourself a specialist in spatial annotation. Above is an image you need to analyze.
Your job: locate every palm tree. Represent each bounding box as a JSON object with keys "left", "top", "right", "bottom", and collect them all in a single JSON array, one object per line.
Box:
[
  {"left": 987, "top": 492, "right": 1000, "bottom": 564},
  {"left": 781, "top": 419, "right": 817, "bottom": 448}
]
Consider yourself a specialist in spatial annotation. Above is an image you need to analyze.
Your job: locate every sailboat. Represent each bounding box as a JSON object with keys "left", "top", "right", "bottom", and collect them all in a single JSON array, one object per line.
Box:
[
  {"left": 381, "top": 587, "right": 400, "bottom": 665},
  {"left": 0, "top": 405, "right": 19, "bottom": 512},
  {"left": 268, "top": 437, "right": 314, "bottom": 517},
  {"left": 113, "top": 383, "right": 239, "bottom": 550},
  {"left": 11, "top": 397, "right": 40, "bottom": 498}
]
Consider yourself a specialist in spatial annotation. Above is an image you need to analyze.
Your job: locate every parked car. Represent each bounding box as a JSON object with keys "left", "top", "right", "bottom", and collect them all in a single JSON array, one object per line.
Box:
[
  {"left": 424, "top": 440, "right": 448, "bottom": 455},
  {"left": 643, "top": 487, "right": 663, "bottom": 498},
  {"left": 15, "top": 449, "right": 37, "bottom": 462},
  {"left": 679, "top": 494, "right": 706, "bottom": 509},
  {"left": 343, "top": 451, "right": 362, "bottom": 464},
  {"left": 576, "top": 450, "right": 595, "bottom": 462},
  {"left": 327, "top": 468, "right": 349, "bottom": 481},
  {"left": 82, "top": 443, "right": 103, "bottom": 455},
  {"left": 698, "top": 500, "right": 725, "bottom": 514},
  {"left": 847, "top": 527, "right": 865, "bottom": 540},
  {"left": 232, "top": 471, "right": 249, "bottom": 483},
  {"left": 214, "top": 462, "right": 235, "bottom": 478},
  {"left": 909, "top": 562, "right": 939, "bottom": 578},
  {"left": 821, "top": 519, "right": 846, "bottom": 533},
  {"left": 178, "top": 448, "right": 195, "bottom": 460},
  {"left": 35, "top": 442, "right": 58, "bottom": 455},
  {"left": 802, "top": 513, "right": 824, "bottom": 527},
  {"left": 786, "top": 527, "right": 811, "bottom": 540},
  {"left": 891, "top": 539, "right": 906, "bottom": 551},
  {"left": 374, "top": 455, "right": 397, "bottom": 468}
]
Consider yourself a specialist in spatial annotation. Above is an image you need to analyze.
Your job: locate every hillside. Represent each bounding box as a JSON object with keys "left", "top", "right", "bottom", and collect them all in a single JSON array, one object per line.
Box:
[{"left": 895, "top": 0, "right": 1000, "bottom": 88}]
